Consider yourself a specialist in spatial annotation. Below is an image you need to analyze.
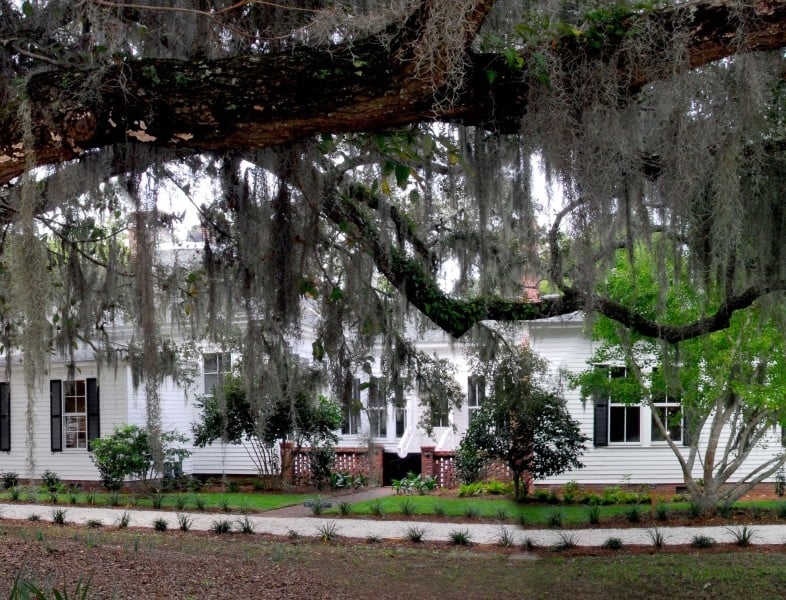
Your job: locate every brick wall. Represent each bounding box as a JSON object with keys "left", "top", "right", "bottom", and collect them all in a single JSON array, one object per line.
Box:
[{"left": 280, "top": 442, "right": 383, "bottom": 487}]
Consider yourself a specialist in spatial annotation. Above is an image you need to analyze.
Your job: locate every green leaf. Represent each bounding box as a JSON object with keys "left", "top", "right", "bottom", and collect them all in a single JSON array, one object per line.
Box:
[
  {"left": 394, "top": 163, "right": 410, "bottom": 187},
  {"left": 21, "top": 1, "right": 33, "bottom": 18},
  {"left": 329, "top": 286, "right": 344, "bottom": 302},
  {"left": 312, "top": 340, "right": 325, "bottom": 361},
  {"left": 485, "top": 69, "right": 499, "bottom": 85}
]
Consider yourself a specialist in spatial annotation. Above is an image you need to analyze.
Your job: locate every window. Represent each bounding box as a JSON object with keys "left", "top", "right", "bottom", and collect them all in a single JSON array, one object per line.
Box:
[
  {"left": 203, "top": 352, "right": 231, "bottom": 394},
  {"left": 467, "top": 376, "right": 485, "bottom": 425},
  {"left": 430, "top": 394, "right": 450, "bottom": 428},
  {"left": 64, "top": 380, "right": 87, "bottom": 449},
  {"left": 395, "top": 406, "right": 407, "bottom": 438},
  {"left": 341, "top": 378, "right": 361, "bottom": 435},
  {"left": 593, "top": 366, "right": 640, "bottom": 446},
  {"left": 367, "top": 378, "right": 387, "bottom": 438},
  {"left": 50, "top": 378, "right": 99, "bottom": 452},
  {"left": 609, "top": 403, "right": 640, "bottom": 443},
  {"left": 651, "top": 397, "right": 682, "bottom": 443}
]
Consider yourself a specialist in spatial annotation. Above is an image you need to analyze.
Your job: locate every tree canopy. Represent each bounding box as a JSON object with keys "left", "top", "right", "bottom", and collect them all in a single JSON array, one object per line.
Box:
[
  {"left": 3, "top": 0, "right": 786, "bottom": 472},
  {"left": 572, "top": 247, "right": 786, "bottom": 511}
]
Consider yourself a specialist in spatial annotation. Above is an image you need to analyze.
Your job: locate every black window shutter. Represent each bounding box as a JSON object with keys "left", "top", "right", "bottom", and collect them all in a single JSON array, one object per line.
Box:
[
  {"left": 593, "top": 395, "right": 608, "bottom": 447},
  {"left": 0, "top": 382, "right": 9, "bottom": 452},
  {"left": 468, "top": 376, "right": 476, "bottom": 406},
  {"left": 50, "top": 380, "right": 62, "bottom": 452},
  {"left": 86, "top": 378, "right": 99, "bottom": 450}
]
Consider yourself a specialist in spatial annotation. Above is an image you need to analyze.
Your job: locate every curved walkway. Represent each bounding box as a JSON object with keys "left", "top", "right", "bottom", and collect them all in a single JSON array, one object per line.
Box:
[{"left": 1, "top": 499, "right": 785, "bottom": 547}]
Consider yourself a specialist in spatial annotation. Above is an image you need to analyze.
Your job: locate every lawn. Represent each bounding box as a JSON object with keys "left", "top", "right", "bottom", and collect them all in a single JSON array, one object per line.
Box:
[
  {"left": 0, "top": 487, "right": 310, "bottom": 512},
  {"left": 5, "top": 485, "right": 786, "bottom": 529}
]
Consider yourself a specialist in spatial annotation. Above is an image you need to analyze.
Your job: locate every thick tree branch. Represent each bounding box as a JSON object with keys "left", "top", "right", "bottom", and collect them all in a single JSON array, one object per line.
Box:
[{"left": 2, "top": 0, "right": 786, "bottom": 186}]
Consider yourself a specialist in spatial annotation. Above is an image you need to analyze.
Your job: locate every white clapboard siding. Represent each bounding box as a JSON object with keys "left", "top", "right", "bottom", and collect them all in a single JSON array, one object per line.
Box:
[
  {"left": 522, "top": 315, "right": 785, "bottom": 486},
  {"left": 0, "top": 361, "right": 129, "bottom": 481}
]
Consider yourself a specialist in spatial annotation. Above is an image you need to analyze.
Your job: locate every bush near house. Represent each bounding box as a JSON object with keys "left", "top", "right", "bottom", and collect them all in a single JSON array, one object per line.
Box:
[{"left": 90, "top": 425, "right": 190, "bottom": 491}]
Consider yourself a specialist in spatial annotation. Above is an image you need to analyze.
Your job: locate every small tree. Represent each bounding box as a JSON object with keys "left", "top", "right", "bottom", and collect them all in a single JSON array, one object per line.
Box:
[
  {"left": 192, "top": 369, "right": 343, "bottom": 480},
  {"left": 572, "top": 247, "right": 786, "bottom": 513},
  {"left": 90, "top": 425, "right": 190, "bottom": 491},
  {"left": 457, "top": 346, "right": 586, "bottom": 499}
]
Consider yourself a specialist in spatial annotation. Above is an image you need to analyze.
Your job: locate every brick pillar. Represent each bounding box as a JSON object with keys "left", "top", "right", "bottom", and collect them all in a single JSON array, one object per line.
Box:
[
  {"left": 370, "top": 444, "right": 384, "bottom": 486},
  {"left": 280, "top": 441, "right": 294, "bottom": 485},
  {"left": 421, "top": 445, "right": 435, "bottom": 480}
]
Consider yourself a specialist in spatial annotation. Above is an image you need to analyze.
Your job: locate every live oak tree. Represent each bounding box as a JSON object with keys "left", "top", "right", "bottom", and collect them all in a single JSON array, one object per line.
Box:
[{"left": 3, "top": 0, "right": 786, "bottom": 473}]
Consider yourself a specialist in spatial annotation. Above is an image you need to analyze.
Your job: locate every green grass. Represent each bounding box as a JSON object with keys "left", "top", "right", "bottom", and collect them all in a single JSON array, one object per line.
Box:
[
  {"left": 337, "top": 496, "right": 644, "bottom": 524},
  {"left": 0, "top": 489, "right": 310, "bottom": 513}
]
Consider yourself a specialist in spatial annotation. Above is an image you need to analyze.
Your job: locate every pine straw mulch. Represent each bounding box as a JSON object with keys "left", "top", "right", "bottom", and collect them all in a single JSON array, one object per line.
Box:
[{"left": 3, "top": 511, "right": 786, "bottom": 599}]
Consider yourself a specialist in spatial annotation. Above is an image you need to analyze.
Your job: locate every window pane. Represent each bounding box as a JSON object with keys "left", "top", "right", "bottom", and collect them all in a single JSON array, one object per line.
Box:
[
  {"left": 203, "top": 354, "right": 218, "bottom": 373},
  {"left": 395, "top": 408, "right": 406, "bottom": 438},
  {"left": 652, "top": 406, "right": 681, "bottom": 442},
  {"left": 609, "top": 406, "right": 626, "bottom": 442},
  {"left": 625, "top": 407, "right": 640, "bottom": 442}
]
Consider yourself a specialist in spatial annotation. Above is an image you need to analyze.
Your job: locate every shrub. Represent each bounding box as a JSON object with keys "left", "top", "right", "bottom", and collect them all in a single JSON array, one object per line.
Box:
[
  {"left": 647, "top": 528, "right": 665, "bottom": 548},
  {"left": 406, "top": 526, "right": 425, "bottom": 542},
  {"left": 90, "top": 425, "right": 190, "bottom": 491},
  {"left": 692, "top": 534, "right": 715, "bottom": 548},
  {"left": 546, "top": 508, "right": 564, "bottom": 528},
  {"left": 562, "top": 480, "right": 583, "bottom": 503},
  {"left": 176, "top": 513, "right": 192, "bottom": 531},
  {"left": 118, "top": 512, "right": 131, "bottom": 529},
  {"left": 316, "top": 521, "right": 338, "bottom": 542},
  {"left": 41, "top": 470, "right": 61, "bottom": 492},
  {"left": 211, "top": 519, "right": 232, "bottom": 534},
  {"left": 237, "top": 516, "right": 255, "bottom": 534},
  {"left": 338, "top": 501, "right": 353, "bottom": 516},
  {"left": 497, "top": 526, "right": 516, "bottom": 548},
  {"left": 449, "top": 529, "right": 470, "bottom": 545},
  {"left": 1, "top": 471, "right": 18, "bottom": 490},
  {"left": 51, "top": 508, "right": 67, "bottom": 525},
  {"left": 153, "top": 517, "right": 168, "bottom": 532},
  {"left": 727, "top": 526, "right": 756, "bottom": 547},
  {"left": 392, "top": 472, "right": 437, "bottom": 495},
  {"left": 603, "top": 537, "right": 623, "bottom": 550},
  {"left": 399, "top": 498, "right": 416, "bottom": 516},
  {"left": 655, "top": 501, "right": 669, "bottom": 522},
  {"left": 454, "top": 442, "right": 485, "bottom": 484},
  {"left": 554, "top": 532, "right": 577, "bottom": 551},
  {"left": 586, "top": 505, "right": 601, "bottom": 525},
  {"left": 626, "top": 505, "right": 642, "bottom": 523},
  {"left": 309, "top": 443, "right": 336, "bottom": 491}
]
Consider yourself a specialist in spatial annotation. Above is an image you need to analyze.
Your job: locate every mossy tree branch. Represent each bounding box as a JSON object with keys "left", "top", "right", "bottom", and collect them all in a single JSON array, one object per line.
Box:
[{"left": 2, "top": 0, "right": 786, "bottom": 186}]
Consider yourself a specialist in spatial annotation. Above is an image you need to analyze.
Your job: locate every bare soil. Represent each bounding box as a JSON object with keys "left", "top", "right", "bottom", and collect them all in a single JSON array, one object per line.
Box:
[{"left": 1, "top": 514, "right": 785, "bottom": 599}]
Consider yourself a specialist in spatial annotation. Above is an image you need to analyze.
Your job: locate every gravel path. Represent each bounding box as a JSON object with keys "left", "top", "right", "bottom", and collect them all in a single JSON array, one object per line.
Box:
[{"left": 2, "top": 499, "right": 783, "bottom": 547}]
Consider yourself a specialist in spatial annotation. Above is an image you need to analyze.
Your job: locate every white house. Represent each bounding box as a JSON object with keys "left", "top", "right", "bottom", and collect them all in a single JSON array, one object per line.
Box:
[{"left": 0, "top": 306, "right": 783, "bottom": 493}]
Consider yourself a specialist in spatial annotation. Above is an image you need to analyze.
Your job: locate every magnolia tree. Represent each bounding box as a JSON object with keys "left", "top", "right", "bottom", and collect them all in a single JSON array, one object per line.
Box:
[
  {"left": 456, "top": 345, "right": 586, "bottom": 499},
  {"left": 572, "top": 249, "right": 786, "bottom": 513}
]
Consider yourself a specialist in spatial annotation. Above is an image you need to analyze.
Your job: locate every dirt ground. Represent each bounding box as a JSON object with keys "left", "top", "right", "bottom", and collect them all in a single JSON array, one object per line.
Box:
[{"left": 3, "top": 511, "right": 786, "bottom": 599}]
